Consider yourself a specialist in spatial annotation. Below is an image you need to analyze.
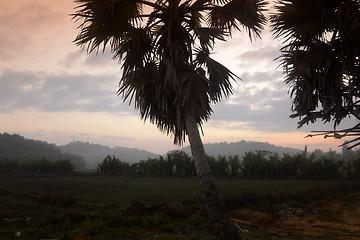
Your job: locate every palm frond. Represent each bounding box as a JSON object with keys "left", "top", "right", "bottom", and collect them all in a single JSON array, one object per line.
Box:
[
  {"left": 194, "top": 27, "right": 228, "bottom": 49},
  {"left": 117, "top": 61, "right": 158, "bottom": 106},
  {"left": 73, "top": 0, "right": 143, "bottom": 53},
  {"left": 207, "top": 0, "right": 266, "bottom": 39},
  {"left": 270, "top": 0, "right": 338, "bottom": 43},
  {"left": 177, "top": 66, "right": 211, "bottom": 117},
  {"left": 272, "top": 0, "right": 360, "bottom": 147},
  {"left": 195, "top": 48, "right": 239, "bottom": 102},
  {"left": 112, "top": 27, "right": 153, "bottom": 72}
]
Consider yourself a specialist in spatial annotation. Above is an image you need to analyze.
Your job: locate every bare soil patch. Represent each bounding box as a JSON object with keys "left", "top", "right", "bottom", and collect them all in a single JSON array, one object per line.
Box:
[{"left": 232, "top": 193, "right": 360, "bottom": 239}]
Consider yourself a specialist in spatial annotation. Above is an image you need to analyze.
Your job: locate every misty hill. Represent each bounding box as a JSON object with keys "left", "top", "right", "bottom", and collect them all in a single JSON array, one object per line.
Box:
[
  {"left": 182, "top": 140, "right": 303, "bottom": 158},
  {"left": 59, "top": 141, "right": 159, "bottom": 169},
  {"left": 2, "top": 133, "right": 341, "bottom": 171},
  {"left": 0, "top": 133, "right": 86, "bottom": 170}
]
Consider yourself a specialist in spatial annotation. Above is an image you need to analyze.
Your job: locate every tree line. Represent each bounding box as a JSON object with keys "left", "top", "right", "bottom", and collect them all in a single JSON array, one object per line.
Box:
[
  {"left": 0, "top": 133, "right": 86, "bottom": 170},
  {"left": 97, "top": 149, "right": 360, "bottom": 179},
  {"left": 0, "top": 158, "right": 74, "bottom": 174}
]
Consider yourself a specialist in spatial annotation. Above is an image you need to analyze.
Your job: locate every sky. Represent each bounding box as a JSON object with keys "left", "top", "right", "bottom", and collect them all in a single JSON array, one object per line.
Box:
[{"left": 0, "top": 0, "right": 356, "bottom": 155}]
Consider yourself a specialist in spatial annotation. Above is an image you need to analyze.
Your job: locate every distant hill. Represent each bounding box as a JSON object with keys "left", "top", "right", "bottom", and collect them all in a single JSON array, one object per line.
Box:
[
  {"left": 59, "top": 141, "right": 159, "bottom": 169},
  {"left": 0, "top": 133, "right": 86, "bottom": 170},
  {"left": 182, "top": 140, "right": 303, "bottom": 158},
  {"left": 1, "top": 133, "right": 319, "bottom": 170},
  {"left": 60, "top": 140, "right": 305, "bottom": 169}
]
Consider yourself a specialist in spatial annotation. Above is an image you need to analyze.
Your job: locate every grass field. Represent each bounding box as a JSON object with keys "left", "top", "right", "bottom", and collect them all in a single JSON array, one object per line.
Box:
[
  {"left": 0, "top": 175, "right": 359, "bottom": 240},
  {"left": 0, "top": 175, "right": 345, "bottom": 206}
]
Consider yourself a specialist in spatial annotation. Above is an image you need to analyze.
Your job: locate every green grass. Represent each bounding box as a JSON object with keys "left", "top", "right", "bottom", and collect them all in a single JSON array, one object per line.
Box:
[
  {"left": 0, "top": 175, "right": 344, "bottom": 207},
  {"left": 0, "top": 175, "right": 358, "bottom": 240}
]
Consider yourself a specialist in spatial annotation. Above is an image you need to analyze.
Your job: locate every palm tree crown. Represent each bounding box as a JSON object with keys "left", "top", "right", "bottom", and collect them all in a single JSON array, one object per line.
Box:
[
  {"left": 74, "top": 0, "right": 266, "bottom": 144},
  {"left": 271, "top": 0, "right": 360, "bottom": 147}
]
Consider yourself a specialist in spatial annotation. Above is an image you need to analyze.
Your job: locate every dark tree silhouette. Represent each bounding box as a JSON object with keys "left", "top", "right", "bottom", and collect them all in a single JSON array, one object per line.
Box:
[
  {"left": 73, "top": 1, "right": 265, "bottom": 238},
  {"left": 271, "top": 0, "right": 360, "bottom": 148}
]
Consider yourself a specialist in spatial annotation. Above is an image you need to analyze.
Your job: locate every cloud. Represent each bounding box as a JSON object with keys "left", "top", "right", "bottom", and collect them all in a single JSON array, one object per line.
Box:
[
  {"left": 59, "top": 51, "right": 85, "bottom": 68},
  {"left": 0, "top": 3, "right": 65, "bottom": 60},
  {"left": 205, "top": 68, "right": 298, "bottom": 132},
  {"left": 84, "top": 51, "right": 116, "bottom": 66},
  {"left": 60, "top": 49, "right": 116, "bottom": 68},
  {"left": 209, "top": 70, "right": 358, "bottom": 135},
  {"left": 97, "top": 135, "right": 137, "bottom": 148},
  {"left": 0, "top": 70, "right": 132, "bottom": 114},
  {"left": 237, "top": 46, "right": 281, "bottom": 65},
  {"left": 234, "top": 46, "right": 282, "bottom": 72},
  {"left": 209, "top": 27, "right": 283, "bottom": 79},
  {"left": 210, "top": 96, "right": 296, "bottom": 133},
  {"left": 0, "top": 67, "right": 298, "bottom": 134}
]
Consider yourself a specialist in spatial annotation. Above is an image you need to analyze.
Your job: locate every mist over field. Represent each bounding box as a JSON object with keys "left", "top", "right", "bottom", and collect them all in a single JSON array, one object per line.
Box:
[
  {"left": 2, "top": 132, "right": 357, "bottom": 173},
  {"left": 0, "top": 132, "right": 304, "bottom": 168}
]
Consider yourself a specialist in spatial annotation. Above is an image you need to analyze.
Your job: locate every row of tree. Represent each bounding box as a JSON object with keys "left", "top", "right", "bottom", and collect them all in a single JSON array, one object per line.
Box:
[
  {"left": 240, "top": 150, "right": 358, "bottom": 178},
  {"left": 0, "top": 158, "right": 74, "bottom": 174},
  {"left": 0, "top": 133, "right": 86, "bottom": 170},
  {"left": 97, "top": 150, "right": 360, "bottom": 179},
  {"left": 97, "top": 151, "right": 195, "bottom": 177}
]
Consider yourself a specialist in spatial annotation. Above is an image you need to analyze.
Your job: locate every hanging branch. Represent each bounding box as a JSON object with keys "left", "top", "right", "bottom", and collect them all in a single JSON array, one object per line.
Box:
[{"left": 305, "top": 123, "right": 360, "bottom": 149}]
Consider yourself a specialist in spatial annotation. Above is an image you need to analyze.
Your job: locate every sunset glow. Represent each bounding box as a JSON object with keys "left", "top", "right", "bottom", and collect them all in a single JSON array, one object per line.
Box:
[{"left": 0, "top": 0, "right": 354, "bottom": 154}]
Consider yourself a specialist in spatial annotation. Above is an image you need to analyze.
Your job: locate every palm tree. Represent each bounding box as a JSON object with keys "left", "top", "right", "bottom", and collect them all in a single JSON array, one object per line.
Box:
[
  {"left": 271, "top": 0, "right": 360, "bottom": 148},
  {"left": 73, "top": 0, "right": 266, "bottom": 239}
]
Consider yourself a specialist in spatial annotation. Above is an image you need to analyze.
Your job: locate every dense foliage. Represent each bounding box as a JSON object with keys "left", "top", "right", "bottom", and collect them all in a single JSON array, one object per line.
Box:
[
  {"left": 0, "top": 158, "right": 74, "bottom": 174},
  {"left": 0, "top": 133, "right": 86, "bottom": 170},
  {"left": 271, "top": 0, "right": 360, "bottom": 147},
  {"left": 97, "top": 149, "right": 360, "bottom": 179}
]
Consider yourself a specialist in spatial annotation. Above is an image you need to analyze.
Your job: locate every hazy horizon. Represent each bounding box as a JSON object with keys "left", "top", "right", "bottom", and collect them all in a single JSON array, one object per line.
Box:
[{"left": 1, "top": 131, "right": 346, "bottom": 156}]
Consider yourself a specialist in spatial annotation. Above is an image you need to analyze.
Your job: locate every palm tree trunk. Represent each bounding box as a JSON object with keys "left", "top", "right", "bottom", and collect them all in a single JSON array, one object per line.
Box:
[{"left": 185, "top": 115, "right": 241, "bottom": 240}]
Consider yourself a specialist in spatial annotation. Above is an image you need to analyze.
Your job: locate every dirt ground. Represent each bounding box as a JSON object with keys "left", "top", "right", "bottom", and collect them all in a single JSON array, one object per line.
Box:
[{"left": 232, "top": 193, "right": 360, "bottom": 239}]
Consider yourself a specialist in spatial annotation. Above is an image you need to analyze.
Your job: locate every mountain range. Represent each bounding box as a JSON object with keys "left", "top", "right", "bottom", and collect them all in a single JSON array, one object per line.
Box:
[
  {"left": 181, "top": 140, "right": 302, "bottom": 158},
  {"left": 1, "top": 133, "right": 307, "bottom": 170},
  {"left": 59, "top": 141, "right": 159, "bottom": 169},
  {"left": 59, "top": 140, "right": 304, "bottom": 169}
]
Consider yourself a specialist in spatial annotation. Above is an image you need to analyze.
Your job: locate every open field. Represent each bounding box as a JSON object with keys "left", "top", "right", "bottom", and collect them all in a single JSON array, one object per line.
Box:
[
  {"left": 0, "top": 175, "right": 347, "bottom": 206},
  {"left": 0, "top": 175, "right": 359, "bottom": 240}
]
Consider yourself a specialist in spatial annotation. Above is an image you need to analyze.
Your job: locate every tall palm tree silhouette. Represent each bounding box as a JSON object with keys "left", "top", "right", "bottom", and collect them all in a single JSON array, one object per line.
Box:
[{"left": 73, "top": 0, "right": 266, "bottom": 238}]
